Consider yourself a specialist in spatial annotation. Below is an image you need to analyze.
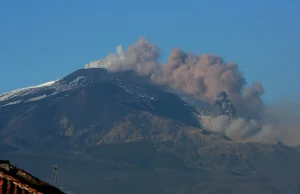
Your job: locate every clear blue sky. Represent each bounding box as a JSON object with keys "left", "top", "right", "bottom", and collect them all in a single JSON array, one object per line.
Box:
[{"left": 0, "top": 0, "right": 299, "bottom": 103}]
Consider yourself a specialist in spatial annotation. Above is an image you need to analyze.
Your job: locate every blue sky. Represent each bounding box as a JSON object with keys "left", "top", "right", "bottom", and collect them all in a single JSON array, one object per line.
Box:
[{"left": 0, "top": 0, "right": 299, "bottom": 103}]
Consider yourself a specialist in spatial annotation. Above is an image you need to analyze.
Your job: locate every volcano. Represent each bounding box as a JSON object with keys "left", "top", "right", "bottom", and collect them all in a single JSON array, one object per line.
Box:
[{"left": 0, "top": 68, "right": 300, "bottom": 194}]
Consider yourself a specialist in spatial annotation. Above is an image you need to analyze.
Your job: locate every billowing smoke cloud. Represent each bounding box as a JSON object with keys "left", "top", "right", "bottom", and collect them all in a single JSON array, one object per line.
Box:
[
  {"left": 84, "top": 38, "right": 299, "bottom": 146},
  {"left": 201, "top": 103, "right": 300, "bottom": 146},
  {"left": 201, "top": 115, "right": 261, "bottom": 140},
  {"left": 85, "top": 38, "right": 263, "bottom": 118}
]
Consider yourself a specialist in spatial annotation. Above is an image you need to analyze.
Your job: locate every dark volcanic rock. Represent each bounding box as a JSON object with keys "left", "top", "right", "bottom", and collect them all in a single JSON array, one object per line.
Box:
[{"left": 215, "top": 91, "right": 236, "bottom": 116}]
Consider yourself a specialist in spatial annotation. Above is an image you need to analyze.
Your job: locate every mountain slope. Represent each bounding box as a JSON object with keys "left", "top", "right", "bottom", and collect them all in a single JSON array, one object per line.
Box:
[
  {"left": 0, "top": 68, "right": 200, "bottom": 150},
  {"left": 1, "top": 68, "right": 300, "bottom": 194}
]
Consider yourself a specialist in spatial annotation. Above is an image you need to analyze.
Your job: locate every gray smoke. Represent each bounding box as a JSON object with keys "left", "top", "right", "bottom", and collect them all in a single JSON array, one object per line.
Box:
[
  {"left": 252, "top": 102, "right": 300, "bottom": 146},
  {"left": 200, "top": 101, "right": 300, "bottom": 146},
  {"left": 84, "top": 38, "right": 299, "bottom": 146},
  {"left": 201, "top": 115, "right": 261, "bottom": 140}
]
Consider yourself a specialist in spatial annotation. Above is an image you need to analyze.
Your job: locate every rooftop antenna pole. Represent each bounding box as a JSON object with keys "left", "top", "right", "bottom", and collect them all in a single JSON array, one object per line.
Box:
[{"left": 52, "top": 164, "right": 58, "bottom": 187}]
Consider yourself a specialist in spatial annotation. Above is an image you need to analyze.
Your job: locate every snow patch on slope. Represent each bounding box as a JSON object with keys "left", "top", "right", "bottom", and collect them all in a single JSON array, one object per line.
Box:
[
  {"left": 2, "top": 100, "right": 22, "bottom": 106},
  {"left": 33, "top": 80, "right": 57, "bottom": 88},
  {"left": 25, "top": 94, "right": 48, "bottom": 102},
  {"left": 115, "top": 78, "right": 157, "bottom": 100},
  {"left": 69, "top": 76, "right": 86, "bottom": 87}
]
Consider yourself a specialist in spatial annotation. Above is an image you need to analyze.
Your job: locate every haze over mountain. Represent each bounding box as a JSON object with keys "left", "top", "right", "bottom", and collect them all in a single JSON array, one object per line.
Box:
[{"left": 0, "top": 38, "right": 300, "bottom": 194}]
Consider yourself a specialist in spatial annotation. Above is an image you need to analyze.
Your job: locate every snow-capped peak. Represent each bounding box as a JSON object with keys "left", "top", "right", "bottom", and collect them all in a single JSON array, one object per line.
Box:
[
  {"left": 0, "top": 80, "right": 59, "bottom": 106},
  {"left": 0, "top": 68, "right": 159, "bottom": 107},
  {"left": 1, "top": 80, "right": 58, "bottom": 96}
]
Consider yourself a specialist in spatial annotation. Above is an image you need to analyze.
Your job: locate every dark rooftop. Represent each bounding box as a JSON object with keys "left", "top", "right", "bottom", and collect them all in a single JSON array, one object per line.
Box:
[{"left": 0, "top": 160, "right": 65, "bottom": 194}]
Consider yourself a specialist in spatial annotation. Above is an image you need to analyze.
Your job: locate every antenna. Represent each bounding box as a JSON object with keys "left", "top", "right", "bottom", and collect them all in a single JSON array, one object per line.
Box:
[{"left": 52, "top": 164, "right": 59, "bottom": 187}]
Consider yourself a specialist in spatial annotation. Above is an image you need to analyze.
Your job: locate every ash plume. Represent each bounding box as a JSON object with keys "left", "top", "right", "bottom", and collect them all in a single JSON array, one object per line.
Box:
[
  {"left": 84, "top": 38, "right": 299, "bottom": 146},
  {"left": 85, "top": 38, "right": 263, "bottom": 118}
]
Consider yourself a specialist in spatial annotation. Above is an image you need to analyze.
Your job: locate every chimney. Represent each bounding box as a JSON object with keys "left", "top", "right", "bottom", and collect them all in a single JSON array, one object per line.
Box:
[{"left": 0, "top": 160, "right": 10, "bottom": 171}]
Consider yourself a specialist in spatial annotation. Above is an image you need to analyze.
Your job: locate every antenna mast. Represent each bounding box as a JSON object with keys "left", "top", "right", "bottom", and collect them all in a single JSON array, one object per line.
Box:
[{"left": 52, "top": 164, "right": 59, "bottom": 187}]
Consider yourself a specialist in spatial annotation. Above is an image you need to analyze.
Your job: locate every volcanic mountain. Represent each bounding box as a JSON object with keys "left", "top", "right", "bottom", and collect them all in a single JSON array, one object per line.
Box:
[{"left": 0, "top": 68, "right": 300, "bottom": 194}]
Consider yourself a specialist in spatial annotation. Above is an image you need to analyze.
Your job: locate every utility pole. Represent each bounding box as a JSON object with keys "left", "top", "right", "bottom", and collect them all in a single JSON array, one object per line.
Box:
[{"left": 52, "top": 164, "right": 59, "bottom": 187}]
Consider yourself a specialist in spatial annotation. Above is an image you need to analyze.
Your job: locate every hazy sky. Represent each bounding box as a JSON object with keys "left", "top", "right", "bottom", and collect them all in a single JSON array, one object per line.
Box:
[{"left": 0, "top": 0, "right": 299, "bottom": 103}]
